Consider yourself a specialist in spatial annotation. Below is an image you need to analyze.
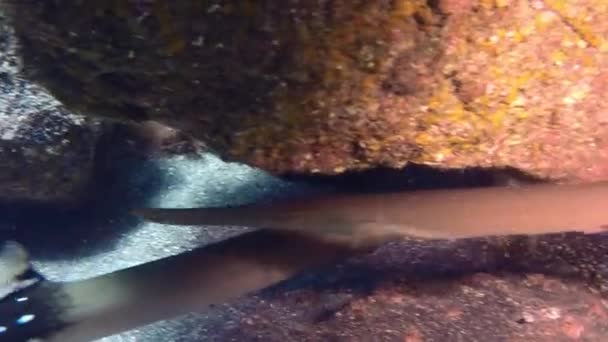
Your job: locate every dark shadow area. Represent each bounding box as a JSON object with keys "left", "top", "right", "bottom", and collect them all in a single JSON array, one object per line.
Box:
[
  {"left": 264, "top": 234, "right": 581, "bottom": 295},
  {"left": 280, "top": 163, "right": 545, "bottom": 195},
  {"left": 259, "top": 239, "right": 504, "bottom": 299},
  {"left": 0, "top": 125, "right": 176, "bottom": 261},
  {"left": 221, "top": 163, "right": 548, "bottom": 210},
  {"left": 258, "top": 230, "right": 608, "bottom": 322}
]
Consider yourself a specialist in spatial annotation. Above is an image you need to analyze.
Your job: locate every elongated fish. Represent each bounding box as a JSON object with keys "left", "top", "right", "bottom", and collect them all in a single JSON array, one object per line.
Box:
[
  {"left": 134, "top": 181, "right": 608, "bottom": 242},
  {"left": 0, "top": 230, "right": 372, "bottom": 342}
]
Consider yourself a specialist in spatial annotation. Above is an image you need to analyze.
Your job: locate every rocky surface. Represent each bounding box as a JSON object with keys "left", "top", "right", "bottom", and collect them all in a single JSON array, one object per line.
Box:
[
  {"left": 0, "top": 9, "right": 202, "bottom": 204},
  {"left": 1, "top": 2, "right": 608, "bottom": 340},
  {"left": 0, "top": 11, "right": 102, "bottom": 203},
  {"left": 138, "top": 233, "right": 608, "bottom": 342},
  {"left": 4, "top": 0, "right": 608, "bottom": 181}
]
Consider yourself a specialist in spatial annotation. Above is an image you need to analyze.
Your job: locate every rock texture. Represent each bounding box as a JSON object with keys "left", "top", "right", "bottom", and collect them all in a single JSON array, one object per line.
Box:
[
  {"left": 169, "top": 233, "right": 608, "bottom": 341},
  {"left": 0, "top": 11, "right": 102, "bottom": 203},
  {"left": 0, "top": 9, "right": 201, "bottom": 204},
  {"left": 3, "top": 0, "right": 608, "bottom": 180}
]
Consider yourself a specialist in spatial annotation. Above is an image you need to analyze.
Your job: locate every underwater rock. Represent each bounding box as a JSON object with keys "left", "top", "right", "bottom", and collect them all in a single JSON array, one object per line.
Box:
[
  {"left": 0, "top": 12, "right": 102, "bottom": 204},
  {"left": 3, "top": 1, "right": 608, "bottom": 181},
  {"left": 0, "top": 104, "right": 102, "bottom": 204},
  {"left": 0, "top": 11, "right": 201, "bottom": 204},
  {"left": 161, "top": 234, "right": 608, "bottom": 341},
  {"left": 111, "top": 120, "right": 206, "bottom": 158}
]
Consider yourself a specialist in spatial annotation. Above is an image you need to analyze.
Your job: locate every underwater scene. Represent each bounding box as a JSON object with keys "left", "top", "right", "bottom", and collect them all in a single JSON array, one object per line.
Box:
[{"left": 2, "top": 1, "right": 608, "bottom": 341}]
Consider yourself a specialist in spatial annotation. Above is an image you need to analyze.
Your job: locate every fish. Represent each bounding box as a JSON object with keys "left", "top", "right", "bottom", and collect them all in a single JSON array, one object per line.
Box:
[
  {"left": 133, "top": 181, "right": 608, "bottom": 242},
  {"left": 5, "top": 181, "right": 608, "bottom": 341},
  {"left": 0, "top": 229, "right": 375, "bottom": 342}
]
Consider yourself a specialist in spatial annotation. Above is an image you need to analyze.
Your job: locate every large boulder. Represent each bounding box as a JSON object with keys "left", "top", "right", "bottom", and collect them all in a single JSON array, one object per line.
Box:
[{"left": 4, "top": 0, "right": 608, "bottom": 180}]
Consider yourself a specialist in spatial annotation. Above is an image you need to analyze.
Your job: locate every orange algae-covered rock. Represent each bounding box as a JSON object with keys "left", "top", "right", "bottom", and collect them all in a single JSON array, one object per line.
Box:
[{"left": 4, "top": 0, "right": 608, "bottom": 181}]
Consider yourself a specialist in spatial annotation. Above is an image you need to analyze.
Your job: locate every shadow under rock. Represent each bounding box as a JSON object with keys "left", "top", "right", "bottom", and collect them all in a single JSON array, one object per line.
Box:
[
  {"left": 280, "top": 163, "right": 545, "bottom": 195},
  {"left": 257, "top": 230, "right": 608, "bottom": 324},
  {"left": 223, "top": 163, "right": 547, "bottom": 214},
  {"left": 259, "top": 237, "right": 509, "bottom": 298},
  {"left": 0, "top": 142, "right": 175, "bottom": 261}
]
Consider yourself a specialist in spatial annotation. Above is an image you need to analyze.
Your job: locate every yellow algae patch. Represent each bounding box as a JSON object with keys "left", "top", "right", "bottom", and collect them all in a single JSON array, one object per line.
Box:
[{"left": 544, "top": 0, "right": 608, "bottom": 51}]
